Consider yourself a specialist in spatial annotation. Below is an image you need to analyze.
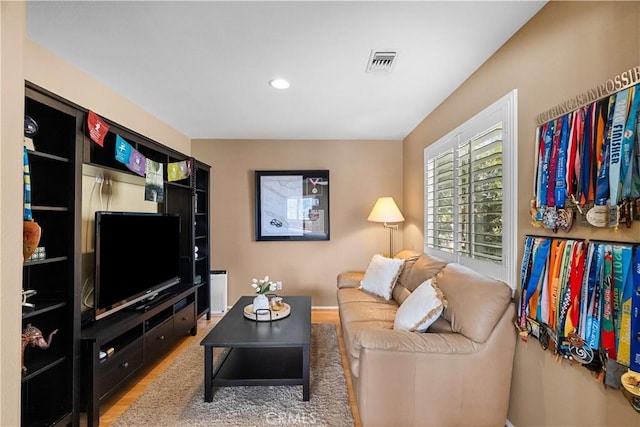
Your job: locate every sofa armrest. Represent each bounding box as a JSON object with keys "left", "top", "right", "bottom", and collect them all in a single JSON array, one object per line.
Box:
[
  {"left": 337, "top": 271, "right": 364, "bottom": 288},
  {"left": 354, "top": 327, "right": 478, "bottom": 354},
  {"left": 353, "top": 304, "right": 516, "bottom": 427}
]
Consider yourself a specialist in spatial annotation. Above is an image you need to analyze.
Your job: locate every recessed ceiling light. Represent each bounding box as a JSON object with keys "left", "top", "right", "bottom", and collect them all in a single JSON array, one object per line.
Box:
[{"left": 269, "top": 78, "right": 290, "bottom": 89}]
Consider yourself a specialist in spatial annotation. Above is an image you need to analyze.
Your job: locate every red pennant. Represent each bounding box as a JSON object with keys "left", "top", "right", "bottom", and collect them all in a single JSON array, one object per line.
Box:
[{"left": 87, "top": 110, "right": 109, "bottom": 147}]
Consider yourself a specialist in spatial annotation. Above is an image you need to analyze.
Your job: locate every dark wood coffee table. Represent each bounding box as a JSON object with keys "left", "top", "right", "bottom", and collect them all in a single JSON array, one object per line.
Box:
[{"left": 200, "top": 295, "right": 311, "bottom": 402}]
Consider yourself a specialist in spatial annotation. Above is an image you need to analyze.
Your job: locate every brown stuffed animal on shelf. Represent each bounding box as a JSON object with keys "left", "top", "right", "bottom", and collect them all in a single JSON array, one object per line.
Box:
[{"left": 21, "top": 324, "right": 58, "bottom": 373}]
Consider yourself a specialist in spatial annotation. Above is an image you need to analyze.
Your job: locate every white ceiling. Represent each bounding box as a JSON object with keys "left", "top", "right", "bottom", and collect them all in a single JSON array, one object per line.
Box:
[{"left": 26, "top": 1, "right": 546, "bottom": 140}]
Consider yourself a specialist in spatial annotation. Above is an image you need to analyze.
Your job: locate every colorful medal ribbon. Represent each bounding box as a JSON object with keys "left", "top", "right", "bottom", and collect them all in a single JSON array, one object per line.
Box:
[
  {"left": 518, "top": 238, "right": 550, "bottom": 336},
  {"left": 581, "top": 103, "right": 595, "bottom": 205},
  {"left": 614, "top": 245, "right": 633, "bottom": 365},
  {"left": 567, "top": 110, "right": 583, "bottom": 203},
  {"left": 601, "top": 248, "right": 616, "bottom": 359},
  {"left": 533, "top": 126, "right": 542, "bottom": 202},
  {"left": 609, "top": 89, "right": 629, "bottom": 206},
  {"left": 548, "top": 240, "right": 566, "bottom": 331},
  {"left": 578, "top": 243, "right": 595, "bottom": 339},
  {"left": 585, "top": 243, "right": 604, "bottom": 349},
  {"left": 595, "top": 98, "right": 616, "bottom": 205},
  {"left": 548, "top": 118, "right": 562, "bottom": 207},
  {"left": 538, "top": 122, "right": 554, "bottom": 214},
  {"left": 555, "top": 114, "right": 569, "bottom": 208},
  {"left": 564, "top": 241, "right": 586, "bottom": 336},
  {"left": 622, "top": 85, "right": 640, "bottom": 198},
  {"left": 632, "top": 115, "right": 640, "bottom": 199}
]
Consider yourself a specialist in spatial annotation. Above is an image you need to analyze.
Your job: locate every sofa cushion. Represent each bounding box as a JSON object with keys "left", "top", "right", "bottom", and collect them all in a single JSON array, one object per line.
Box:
[
  {"left": 434, "top": 263, "right": 512, "bottom": 343},
  {"left": 337, "top": 287, "right": 391, "bottom": 305},
  {"left": 394, "top": 279, "right": 446, "bottom": 332},
  {"left": 338, "top": 299, "right": 398, "bottom": 326},
  {"left": 359, "top": 254, "right": 404, "bottom": 300},
  {"left": 337, "top": 271, "right": 364, "bottom": 289},
  {"left": 393, "top": 251, "right": 447, "bottom": 305}
]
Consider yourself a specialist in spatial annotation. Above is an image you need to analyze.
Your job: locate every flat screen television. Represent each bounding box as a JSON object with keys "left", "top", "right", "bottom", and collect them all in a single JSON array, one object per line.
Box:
[{"left": 93, "top": 211, "right": 182, "bottom": 321}]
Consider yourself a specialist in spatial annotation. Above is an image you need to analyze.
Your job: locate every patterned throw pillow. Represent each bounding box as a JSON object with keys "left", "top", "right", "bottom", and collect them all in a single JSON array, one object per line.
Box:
[
  {"left": 394, "top": 278, "right": 447, "bottom": 332},
  {"left": 359, "top": 254, "right": 405, "bottom": 300}
]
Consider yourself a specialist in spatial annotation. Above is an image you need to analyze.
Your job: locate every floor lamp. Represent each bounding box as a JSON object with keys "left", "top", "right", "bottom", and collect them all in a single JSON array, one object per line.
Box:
[{"left": 367, "top": 197, "right": 405, "bottom": 258}]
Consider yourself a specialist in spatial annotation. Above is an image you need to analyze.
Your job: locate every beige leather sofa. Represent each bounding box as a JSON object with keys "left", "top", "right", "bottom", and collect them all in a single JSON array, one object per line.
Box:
[{"left": 337, "top": 250, "right": 516, "bottom": 427}]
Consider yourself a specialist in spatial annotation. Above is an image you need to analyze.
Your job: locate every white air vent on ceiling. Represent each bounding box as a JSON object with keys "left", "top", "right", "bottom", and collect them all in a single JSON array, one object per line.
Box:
[{"left": 366, "top": 50, "right": 398, "bottom": 73}]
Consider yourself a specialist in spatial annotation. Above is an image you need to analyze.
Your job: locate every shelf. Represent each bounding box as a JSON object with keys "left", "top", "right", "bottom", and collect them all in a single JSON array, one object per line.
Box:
[
  {"left": 31, "top": 205, "right": 69, "bottom": 212},
  {"left": 22, "top": 300, "right": 67, "bottom": 320},
  {"left": 23, "top": 255, "right": 68, "bottom": 266},
  {"left": 165, "top": 181, "right": 192, "bottom": 190},
  {"left": 21, "top": 355, "right": 66, "bottom": 383},
  {"left": 26, "top": 149, "right": 70, "bottom": 164}
]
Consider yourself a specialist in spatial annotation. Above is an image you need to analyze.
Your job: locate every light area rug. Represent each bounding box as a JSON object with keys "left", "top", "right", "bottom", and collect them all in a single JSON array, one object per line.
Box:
[{"left": 112, "top": 323, "right": 354, "bottom": 427}]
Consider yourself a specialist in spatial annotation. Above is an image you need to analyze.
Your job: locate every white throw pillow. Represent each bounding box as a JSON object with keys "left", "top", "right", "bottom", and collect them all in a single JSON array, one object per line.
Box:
[
  {"left": 359, "top": 254, "right": 405, "bottom": 300},
  {"left": 394, "top": 279, "right": 446, "bottom": 332}
]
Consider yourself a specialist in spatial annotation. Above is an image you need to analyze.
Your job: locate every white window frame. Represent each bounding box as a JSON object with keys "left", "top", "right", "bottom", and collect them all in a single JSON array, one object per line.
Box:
[{"left": 424, "top": 90, "right": 517, "bottom": 289}]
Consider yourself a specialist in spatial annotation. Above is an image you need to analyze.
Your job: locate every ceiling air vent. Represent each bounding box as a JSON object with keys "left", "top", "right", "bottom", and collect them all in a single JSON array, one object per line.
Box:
[{"left": 366, "top": 50, "right": 398, "bottom": 73}]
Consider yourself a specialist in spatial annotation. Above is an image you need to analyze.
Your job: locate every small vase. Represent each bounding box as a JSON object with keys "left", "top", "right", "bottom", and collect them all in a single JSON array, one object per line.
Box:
[
  {"left": 253, "top": 293, "right": 270, "bottom": 312},
  {"left": 23, "top": 220, "right": 41, "bottom": 261}
]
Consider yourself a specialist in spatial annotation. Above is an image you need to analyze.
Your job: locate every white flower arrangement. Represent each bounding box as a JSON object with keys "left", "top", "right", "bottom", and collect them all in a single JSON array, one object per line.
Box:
[{"left": 250, "top": 275, "right": 282, "bottom": 295}]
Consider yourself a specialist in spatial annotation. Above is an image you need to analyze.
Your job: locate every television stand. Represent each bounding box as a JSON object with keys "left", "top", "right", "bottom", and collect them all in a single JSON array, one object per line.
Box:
[
  {"left": 81, "top": 284, "right": 197, "bottom": 427},
  {"left": 133, "top": 290, "right": 173, "bottom": 312}
]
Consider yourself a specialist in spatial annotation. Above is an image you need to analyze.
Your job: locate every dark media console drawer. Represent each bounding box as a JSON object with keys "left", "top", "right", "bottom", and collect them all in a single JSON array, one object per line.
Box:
[
  {"left": 98, "top": 337, "right": 143, "bottom": 399},
  {"left": 144, "top": 318, "right": 174, "bottom": 361},
  {"left": 174, "top": 302, "right": 196, "bottom": 337}
]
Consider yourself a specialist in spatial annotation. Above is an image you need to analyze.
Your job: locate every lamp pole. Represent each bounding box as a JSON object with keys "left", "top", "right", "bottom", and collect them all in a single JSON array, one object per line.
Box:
[{"left": 384, "top": 222, "right": 399, "bottom": 258}]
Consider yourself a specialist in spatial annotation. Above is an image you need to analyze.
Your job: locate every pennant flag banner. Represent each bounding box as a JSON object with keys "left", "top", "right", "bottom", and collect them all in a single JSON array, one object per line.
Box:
[
  {"left": 167, "top": 158, "right": 193, "bottom": 182},
  {"left": 87, "top": 110, "right": 109, "bottom": 147},
  {"left": 145, "top": 159, "right": 164, "bottom": 202},
  {"left": 127, "top": 148, "right": 146, "bottom": 176},
  {"left": 115, "top": 135, "right": 132, "bottom": 164}
]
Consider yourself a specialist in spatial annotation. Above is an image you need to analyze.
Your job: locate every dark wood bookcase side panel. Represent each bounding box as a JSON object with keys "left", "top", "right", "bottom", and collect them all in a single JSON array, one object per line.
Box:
[{"left": 193, "top": 161, "right": 211, "bottom": 319}]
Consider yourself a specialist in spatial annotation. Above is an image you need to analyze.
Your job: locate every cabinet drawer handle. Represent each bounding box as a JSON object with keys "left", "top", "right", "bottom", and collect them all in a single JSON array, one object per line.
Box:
[
  {"left": 182, "top": 317, "right": 188, "bottom": 321},
  {"left": 121, "top": 362, "right": 129, "bottom": 369},
  {"left": 158, "top": 335, "right": 165, "bottom": 340}
]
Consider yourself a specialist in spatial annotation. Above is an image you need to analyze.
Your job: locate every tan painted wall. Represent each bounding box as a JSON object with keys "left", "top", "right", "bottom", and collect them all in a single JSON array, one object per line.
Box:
[
  {"left": 191, "top": 139, "right": 403, "bottom": 307},
  {"left": 403, "top": 2, "right": 640, "bottom": 426},
  {"left": 1, "top": 2, "right": 26, "bottom": 425},
  {"left": 23, "top": 39, "right": 191, "bottom": 156}
]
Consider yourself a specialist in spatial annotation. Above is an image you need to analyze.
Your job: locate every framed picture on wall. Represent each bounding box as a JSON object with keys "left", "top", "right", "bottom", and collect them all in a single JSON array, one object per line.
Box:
[{"left": 255, "top": 170, "right": 330, "bottom": 241}]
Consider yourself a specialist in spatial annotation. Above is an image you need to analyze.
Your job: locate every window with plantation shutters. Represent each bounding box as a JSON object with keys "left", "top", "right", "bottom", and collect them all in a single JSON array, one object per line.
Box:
[{"left": 424, "top": 90, "right": 517, "bottom": 287}]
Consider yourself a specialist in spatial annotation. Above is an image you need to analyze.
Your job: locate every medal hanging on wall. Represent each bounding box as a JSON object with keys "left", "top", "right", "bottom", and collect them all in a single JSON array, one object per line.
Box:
[
  {"left": 543, "top": 118, "right": 563, "bottom": 231},
  {"left": 554, "top": 113, "right": 574, "bottom": 232},
  {"left": 587, "top": 97, "right": 615, "bottom": 227},
  {"left": 607, "top": 88, "right": 630, "bottom": 229}
]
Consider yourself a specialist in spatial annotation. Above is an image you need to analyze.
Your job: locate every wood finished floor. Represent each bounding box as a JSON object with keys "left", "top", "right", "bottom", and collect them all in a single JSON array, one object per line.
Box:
[{"left": 87, "top": 309, "right": 362, "bottom": 427}]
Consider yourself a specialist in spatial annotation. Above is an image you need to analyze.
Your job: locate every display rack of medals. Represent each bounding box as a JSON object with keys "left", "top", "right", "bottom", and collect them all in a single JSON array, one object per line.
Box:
[
  {"left": 516, "top": 236, "right": 640, "bottom": 412},
  {"left": 531, "top": 79, "right": 640, "bottom": 231}
]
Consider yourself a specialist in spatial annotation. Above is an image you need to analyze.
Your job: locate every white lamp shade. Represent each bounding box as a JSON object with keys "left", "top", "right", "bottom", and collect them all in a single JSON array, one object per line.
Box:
[{"left": 367, "top": 197, "right": 405, "bottom": 223}]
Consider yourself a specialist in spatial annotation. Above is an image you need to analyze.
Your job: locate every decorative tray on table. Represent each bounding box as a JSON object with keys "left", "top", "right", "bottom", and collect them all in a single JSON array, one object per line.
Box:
[{"left": 243, "top": 301, "right": 291, "bottom": 321}]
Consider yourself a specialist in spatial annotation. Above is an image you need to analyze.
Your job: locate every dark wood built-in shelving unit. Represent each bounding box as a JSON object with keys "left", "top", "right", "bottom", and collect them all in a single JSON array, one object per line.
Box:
[{"left": 21, "top": 82, "right": 211, "bottom": 426}]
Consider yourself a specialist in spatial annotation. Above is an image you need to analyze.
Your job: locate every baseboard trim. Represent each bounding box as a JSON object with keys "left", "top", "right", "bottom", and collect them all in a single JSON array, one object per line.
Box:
[
  {"left": 312, "top": 305, "right": 338, "bottom": 310},
  {"left": 505, "top": 418, "right": 514, "bottom": 427}
]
